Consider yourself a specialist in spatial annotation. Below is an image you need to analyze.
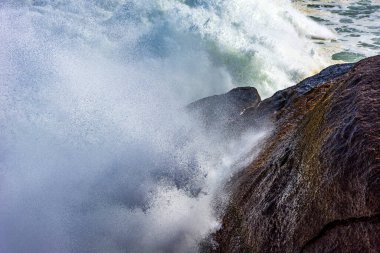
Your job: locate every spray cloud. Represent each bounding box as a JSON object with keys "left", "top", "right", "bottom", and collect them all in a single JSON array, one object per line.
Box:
[{"left": 0, "top": 1, "right": 330, "bottom": 252}]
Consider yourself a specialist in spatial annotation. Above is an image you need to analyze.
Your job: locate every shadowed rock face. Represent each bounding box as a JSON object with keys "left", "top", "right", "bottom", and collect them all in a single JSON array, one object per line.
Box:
[
  {"left": 195, "top": 56, "right": 380, "bottom": 252},
  {"left": 188, "top": 87, "right": 261, "bottom": 132}
]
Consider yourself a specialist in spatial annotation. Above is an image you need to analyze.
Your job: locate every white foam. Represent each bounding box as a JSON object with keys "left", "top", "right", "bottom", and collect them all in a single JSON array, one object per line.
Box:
[{"left": 0, "top": 1, "right": 334, "bottom": 252}]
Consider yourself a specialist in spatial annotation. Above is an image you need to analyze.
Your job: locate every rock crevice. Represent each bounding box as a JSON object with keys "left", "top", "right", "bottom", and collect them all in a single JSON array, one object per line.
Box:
[{"left": 300, "top": 213, "right": 380, "bottom": 252}]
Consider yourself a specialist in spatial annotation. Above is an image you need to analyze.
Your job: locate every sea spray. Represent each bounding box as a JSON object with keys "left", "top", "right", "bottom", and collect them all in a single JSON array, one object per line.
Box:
[{"left": 0, "top": 1, "right": 332, "bottom": 252}]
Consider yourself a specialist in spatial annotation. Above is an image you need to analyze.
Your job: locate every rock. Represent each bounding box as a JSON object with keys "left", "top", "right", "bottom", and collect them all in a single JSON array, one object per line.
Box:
[
  {"left": 188, "top": 86, "right": 261, "bottom": 132},
  {"left": 202, "top": 55, "right": 380, "bottom": 252},
  {"left": 235, "top": 62, "right": 354, "bottom": 129}
]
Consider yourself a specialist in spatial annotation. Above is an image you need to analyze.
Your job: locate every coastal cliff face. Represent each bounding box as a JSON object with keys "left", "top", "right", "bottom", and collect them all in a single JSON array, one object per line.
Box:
[{"left": 195, "top": 56, "right": 380, "bottom": 252}]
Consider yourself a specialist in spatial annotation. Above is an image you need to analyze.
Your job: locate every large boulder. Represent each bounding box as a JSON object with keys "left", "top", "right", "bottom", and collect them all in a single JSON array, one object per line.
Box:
[{"left": 203, "top": 56, "right": 380, "bottom": 252}]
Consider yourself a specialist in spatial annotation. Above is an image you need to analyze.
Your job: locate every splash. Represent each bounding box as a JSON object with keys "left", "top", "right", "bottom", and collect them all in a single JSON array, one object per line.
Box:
[{"left": 0, "top": 1, "right": 332, "bottom": 252}]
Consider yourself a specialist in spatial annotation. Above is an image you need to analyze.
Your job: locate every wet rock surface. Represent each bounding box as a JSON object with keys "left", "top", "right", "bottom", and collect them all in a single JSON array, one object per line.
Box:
[{"left": 198, "top": 56, "right": 380, "bottom": 252}]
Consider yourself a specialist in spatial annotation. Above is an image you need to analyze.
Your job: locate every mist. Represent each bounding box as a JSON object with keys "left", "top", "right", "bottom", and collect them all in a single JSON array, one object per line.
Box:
[{"left": 0, "top": 1, "right": 330, "bottom": 252}]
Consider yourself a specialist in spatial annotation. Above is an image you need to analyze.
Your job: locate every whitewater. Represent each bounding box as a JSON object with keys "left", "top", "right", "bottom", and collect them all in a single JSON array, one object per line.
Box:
[{"left": 0, "top": 0, "right": 378, "bottom": 252}]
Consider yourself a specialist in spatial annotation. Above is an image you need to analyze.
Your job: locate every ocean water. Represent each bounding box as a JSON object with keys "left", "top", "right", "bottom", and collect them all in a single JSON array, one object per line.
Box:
[
  {"left": 294, "top": 0, "right": 380, "bottom": 62},
  {"left": 0, "top": 1, "right": 378, "bottom": 253}
]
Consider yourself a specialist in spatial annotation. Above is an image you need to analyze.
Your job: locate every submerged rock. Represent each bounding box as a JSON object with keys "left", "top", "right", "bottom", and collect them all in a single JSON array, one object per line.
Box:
[{"left": 197, "top": 56, "right": 380, "bottom": 252}]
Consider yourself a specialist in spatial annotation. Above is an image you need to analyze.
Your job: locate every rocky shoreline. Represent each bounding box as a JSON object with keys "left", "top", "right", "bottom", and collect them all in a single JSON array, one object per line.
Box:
[{"left": 193, "top": 56, "right": 380, "bottom": 252}]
